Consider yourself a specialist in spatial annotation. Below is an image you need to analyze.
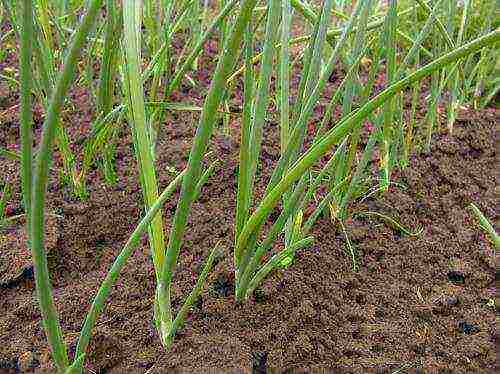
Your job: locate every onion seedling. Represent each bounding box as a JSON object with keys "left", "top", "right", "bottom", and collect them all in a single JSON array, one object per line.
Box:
[{"left": 469, "top": 203, "right": 499, "bottom": 253}]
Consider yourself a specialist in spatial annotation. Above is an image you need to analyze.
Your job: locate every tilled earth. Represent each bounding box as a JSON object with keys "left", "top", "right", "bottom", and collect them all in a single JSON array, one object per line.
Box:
[{"left": 0, "top": 17, "right": 497, "bottom": 374}]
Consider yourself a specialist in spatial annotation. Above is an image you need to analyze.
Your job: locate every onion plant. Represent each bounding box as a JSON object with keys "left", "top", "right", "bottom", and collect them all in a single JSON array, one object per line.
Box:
[
  {"left": 28, "top": 0, "right": 106, "bottom": 368},
  {"left": 122, "top": 0, "right": 166, "bottom": 294}
]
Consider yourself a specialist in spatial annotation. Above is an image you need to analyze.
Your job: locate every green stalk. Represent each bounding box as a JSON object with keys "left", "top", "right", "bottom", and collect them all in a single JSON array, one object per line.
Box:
[
  {"left": 469, "top": 203, "right": 499, "bottom": 252},
  {"left": 396, "top": 0, "right": 443, "bottom": 77},
  {"left": 290, "top": 0, "right": 325, "bottom": 125},
  {"left": 82, "top": 21, "right": 103, "bottom": 102},
  {"left": 0, "top": 182, "right": 12, "bottom": 223},
  {"left": 279, "top": 0, "right": 366, "bottom": 232},
  {"left": 338, "top": 218, "right": 358, "bottom": 270},
  {"left": 145, "top": 0, "right": 173, "bottom": 102},
  {"left": 220, "top": 0, "right": 229, "bottom": 48},
  {"left": 235, "top": 25, "right": 255, "bottom": 243},
  {"left": 30, "top": 0, "right": 105, "bottom": 371},
  {"left": 447, "top": 0, "right": 471, "bottom": 133},
  {"left": 279, "top": 0, "right": 292, "bottom": 153},
  {"left": 235, "top": 0, "right": 283, "bottom": 291},
  {"left": 19, "top": 0, "right": 34, "bottom": 233},
  {"left": 97, "top": 0, "right": 119, "bottom": 115},
  {"left": 58, "top": 0, "right": 69, "bottom": 18},
  {"left": 123, "top": 0, "right": 166, "bottom": 281},
  {"left": 402, "top": 0, "right": 422, "bottom": 164},
  {"left": 380, "top": 0, "right": 398, "bottom": 192},
  {"left": 303, "top": 178, "right": 349, "bottom": 235},
  {"left": 236, "top": 174, "right": 307, "bottom": 300},
  {"left": 141, "top": 0, "right": 195, "bottom": 85},
  {"left": 148, "top": 0, "right": 197, "bottom": 136},
  {"left": 74, "top": 161, "right": 217, "bottom": 367},
  {"left": 29, "top": 7, "right": 79, "bottom": 196},
  {"left": 340, "top": 0, "right": 372, "bottom": 116},
  {"left": 0, "top": 147, "right": 21, "bottom": 161},
  {"left": 238, "top": 0, "right": 337, "bottom": 291},
  {"left": 79, "top": 1, "right": 121, "bottom": 195},
  {"left": 162, "top": 241, "right": 220, "bottom": 347},
  {"left": 396, "top": 29, "right": 433, "bottom": 59},
  {"left": 143, "top": 0, "right": 155, "bottom": 53},
  {"left": 262, "top": 0, "right": 366, "bottom": 200},
  {"left": 426, "top": 93, "right": 439, "bottom": 151},
  {"left": 278, "top": 0, "right": 293, "bottom": 249},
  {"left": 247, "top": 0, "right": 281, "bottom": 183},
  {"left": 291, "top": 0, "right": 316, "bottom": 24},
  {"left": 32, "top": 26, "right": 54, "bottom": 98},
  {"left": 188, "top": 0, "right": 201, "bottom": 70},
  {"left": 290, "top": 0, "right": 335, "bottom": 160},
  {"left": 37, "top": 0, "right": 55, "bottom": 50},
  {"left": 336, "top": 0, "right": 372, "bottom": 207},
  {"left": 404, "top": 78, "right": 420, "bottom": 164},
  {"left": 34, "top": 3, "right": 57, "bottom": 88},
  {"left": 317, "top": 42, "right": 373, "bottom": 141},
  {"left": 414, "top": 0, "right": 455, "bottom": 50},
  {"left": 300, "top": 138, "right": 349, "bottom": 214},
  {"left": 219, "top": 0, "right": 231, "bottom": 137},
  {"left": 282, "top": 208, "right": 304, "bottom": 266},
  {"left": 358, "top": 211, "right": 423, "bottom": 236},
  {"left": 472, "top": 3, "right": 495, "bottom": 108},
  {"left": 238, "top": 3, "right": 283, "bottom": 285},
  {"left": 245, "top": 236, "right": 314, "bottom": 296}
]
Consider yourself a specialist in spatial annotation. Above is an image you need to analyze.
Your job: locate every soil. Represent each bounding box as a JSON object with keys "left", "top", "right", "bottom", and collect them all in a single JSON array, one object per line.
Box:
[{"left": 0, "top": 15, "right": 498, "bottom": 374}]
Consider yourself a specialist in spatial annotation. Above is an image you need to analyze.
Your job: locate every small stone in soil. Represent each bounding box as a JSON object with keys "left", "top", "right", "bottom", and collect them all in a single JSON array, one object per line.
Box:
[
  {"left": 253, "top": 288, "right": 266, "bottom": 303},
  {"left": 21, "top": 265, "right": 34, "bottom": 281},
  {"left": 444, "top": 295, "right": 459, "bottom": 306},
  {"left": 457, "top": 321, "right": 480, "bottom": 335},
  {"left": 447, "top": 270, "right": 466, "bottom": 285},
  {"left": 94, "top": 236, "right": 107, "bottom": 247},
  {"left": 0, "top": 265, "right": 34, "bottom": 289},
  {"left": 411, "top": 343, "right": 427, "bottom": 355},
  {"left": 210, "top": 273, "right": 232, "bottom": 298},
  {"left": 251, "top": 351, "right": 267, "bottom": 374},
  {"left": 375, "top": 307, "right": 385, "bottom": 319},
  {"left": 0, "top": 357, "right": 19, "bottom": 371}
]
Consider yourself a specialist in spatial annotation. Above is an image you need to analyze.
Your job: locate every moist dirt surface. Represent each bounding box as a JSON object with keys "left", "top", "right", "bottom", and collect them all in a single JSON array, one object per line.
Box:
[{"left": 0, "top": 21, "right": 498, "bottom": 374}]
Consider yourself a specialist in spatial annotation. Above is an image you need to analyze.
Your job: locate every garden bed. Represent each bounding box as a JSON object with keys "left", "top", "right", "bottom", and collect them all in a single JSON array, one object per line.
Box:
[
  {"left": 0, "top": 2, "right": 497, "bottom": 372},
  {"left": 0, "top": 76, "right": 496, "bottom": 371}
]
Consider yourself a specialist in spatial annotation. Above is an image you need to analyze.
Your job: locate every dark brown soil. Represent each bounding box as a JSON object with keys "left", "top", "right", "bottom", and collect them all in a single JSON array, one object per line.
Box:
[{"left": 0, "top": 18, "right": 498, "bottom": 374}]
